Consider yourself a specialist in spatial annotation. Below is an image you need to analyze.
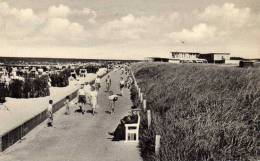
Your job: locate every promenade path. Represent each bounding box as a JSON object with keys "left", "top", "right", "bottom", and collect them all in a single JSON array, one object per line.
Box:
[{"left": 0, "top": 70, "right": 142, "bottom": 161}]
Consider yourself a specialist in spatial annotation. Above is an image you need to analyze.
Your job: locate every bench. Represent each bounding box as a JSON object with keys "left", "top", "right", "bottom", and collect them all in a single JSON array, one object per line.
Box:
[{"left": 125, "top": 113, "right": 140, "bottom": 142}]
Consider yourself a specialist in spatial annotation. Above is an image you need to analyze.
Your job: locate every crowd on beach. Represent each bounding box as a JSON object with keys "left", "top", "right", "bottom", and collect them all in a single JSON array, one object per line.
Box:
[
  {"left": 46, "top": 64, "right": 137, "bottom": 141},
  {"left": 0, "top": 64, "right": 108, "bottom": 102}
]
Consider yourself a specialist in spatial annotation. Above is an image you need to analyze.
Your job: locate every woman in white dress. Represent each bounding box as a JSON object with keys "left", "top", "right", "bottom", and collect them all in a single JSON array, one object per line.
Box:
[
  {"left": 95, "top": 76, "right": 101, "bottom": 91},
  {"left": 119, "top": 77, "right": 125, "bottom": 96},
  {"left": 90, "top": 85, "right": 98, "bottom": 115}
]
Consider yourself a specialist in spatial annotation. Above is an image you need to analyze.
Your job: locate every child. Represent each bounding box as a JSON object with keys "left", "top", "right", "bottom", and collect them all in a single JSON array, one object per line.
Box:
[
  {"left": 64, "top": 96, "right": 71, "bottom": 115},
  {"left": 119, "top": 77, "right": 125, "bottom": 96},
  {"left": 108, "top": 91, "right": 118, "bottom": 114},
  {"left": 47, "top": 100, "right": 53, "bottom": 127}
]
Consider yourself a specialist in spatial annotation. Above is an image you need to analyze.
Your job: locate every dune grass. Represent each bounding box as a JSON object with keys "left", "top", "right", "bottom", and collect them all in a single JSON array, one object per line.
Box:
[{"left": 131, "top": 62, "right": 260, "bottom": 161}]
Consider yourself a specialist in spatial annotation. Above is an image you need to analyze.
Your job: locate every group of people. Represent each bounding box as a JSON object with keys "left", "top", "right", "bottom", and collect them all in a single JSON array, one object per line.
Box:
[
  {"left": 46, "top": 65, "right": 139, "bottom": 141},
  {"left": 46, "top": 66, "right": 133, "bottom": 127},
  {"left": 77, "top": 81, "right": 99, "bottom": 115},
  {"left": 46, "top": 76, "right": 101, "bottom": 127}
]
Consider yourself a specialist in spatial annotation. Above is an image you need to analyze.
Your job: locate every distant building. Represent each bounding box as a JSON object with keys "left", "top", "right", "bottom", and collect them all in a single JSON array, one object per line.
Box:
[
  {"left": 171, "top": 52, "right": 208, "bottom": 63},
  {"left": 168, "top": 58, "right": 181, "bottom": 64},
  {"left": 146, "top": 57, "right": 170, "bottom": 62},
  {"left": 198, "top": 53, "right": 230, "bottom": 64},
  {"left": 145, "top": 57, "right": 180, "bottom": 63},
  {"left": 171, "top": 52, "right": 200, "bottom": 62},
  {"left": 146, "top": 52, "right": 232, "bottom": 64}
]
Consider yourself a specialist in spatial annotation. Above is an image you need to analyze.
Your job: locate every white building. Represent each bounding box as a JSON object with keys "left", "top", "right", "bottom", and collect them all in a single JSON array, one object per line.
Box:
[
  {"left": 198, "top": 53, "right": 230, "bottom": 64},
  {"left": 144, "top": 57, "right": 180, "bottom": 63},
  {"left": 171, "top": 52, "right": 207, "bottom": 63}
]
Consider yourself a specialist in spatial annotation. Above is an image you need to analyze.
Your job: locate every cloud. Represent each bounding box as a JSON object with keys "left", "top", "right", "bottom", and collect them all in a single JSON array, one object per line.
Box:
[
  {"left": 0, "top": 1, "right": 259, "bottom": 59},
  {"left": 41, "top": 18, "right": 85, "bottom": 40},
  {"left": 0, "top": 2, "right": 43, "bottom": 38},
  {"left": 167, "top": 3, "right": 260, "bottom": 44},
  {"left": 80, "top": 8, "right": 97, "bottom": 24},
  {"left": 0, "top": 2, "right": 91, "bottom": 46},
  {"left": 98, "top": 14, "right": 153, "bottom": 40},
  {"left": 168, "top": 23, "right": 217, "bottom": 43},
  {"left": 199, "top": 3, "right": 251, "bottom": 28},
  {"left": 98, "top": 13, "right": 180, "bottom": 41},
  {"left": 47, "top": 4, "right": 97, "bottom": 24},
  {"left": 48, "top": 4, "right": 71, "bottom": 18}
]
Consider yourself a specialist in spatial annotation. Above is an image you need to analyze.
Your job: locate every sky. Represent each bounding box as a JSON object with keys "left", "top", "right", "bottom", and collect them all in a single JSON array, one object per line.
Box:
[{"left": 0, "top": 0, "right": 260, "bottom": 59}]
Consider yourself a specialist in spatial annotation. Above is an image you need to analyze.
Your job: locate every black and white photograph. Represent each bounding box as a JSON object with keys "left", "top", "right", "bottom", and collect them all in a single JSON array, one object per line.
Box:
[{"left": 0, "top": 0, "right": 259, "bottom": 161}]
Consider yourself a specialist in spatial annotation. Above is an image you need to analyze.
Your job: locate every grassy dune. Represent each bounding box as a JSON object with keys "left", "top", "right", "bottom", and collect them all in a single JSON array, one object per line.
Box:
[{"left": 131, "top": 63, "right": 260, "bottom": 161}]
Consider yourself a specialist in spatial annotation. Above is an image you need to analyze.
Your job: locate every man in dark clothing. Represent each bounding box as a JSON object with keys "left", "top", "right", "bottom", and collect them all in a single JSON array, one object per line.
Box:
[{"left": 110, "top": 109, "right": 139, "bottom": 141}]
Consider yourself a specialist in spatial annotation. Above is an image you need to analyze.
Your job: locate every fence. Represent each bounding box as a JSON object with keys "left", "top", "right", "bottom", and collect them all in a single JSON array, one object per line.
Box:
[
  {"left": 130, "top": 69, "right": 161, "bottom": 155},
  {"left": 0, "top": 71, "right": 109, "bottom": 152}
]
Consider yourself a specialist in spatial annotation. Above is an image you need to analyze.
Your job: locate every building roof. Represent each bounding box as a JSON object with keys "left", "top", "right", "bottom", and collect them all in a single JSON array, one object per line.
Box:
[
  {"left": 145, "top": 57, "right": 180, "bottom": 60},
  {"left": 201, "top": 53, "right": 230, "bottom": 55},
  {"left": 171, "top": 52, "right": 200, "bottom": 55}
]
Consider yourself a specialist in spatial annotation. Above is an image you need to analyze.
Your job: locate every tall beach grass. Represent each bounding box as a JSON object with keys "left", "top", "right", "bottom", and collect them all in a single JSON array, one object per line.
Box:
[{"left": 131, "top": 63, "right": 260, "bottom": 161}]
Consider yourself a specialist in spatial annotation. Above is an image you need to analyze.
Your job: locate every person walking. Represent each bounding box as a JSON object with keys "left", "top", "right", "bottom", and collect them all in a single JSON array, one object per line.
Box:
[
  {"left": 119, "top": 77, "right": 125, "bottom": 96},
  {"left": 95, "top": 76, "right": 101, "bottom": 91},
  {"left": 77, "top": 84, "right": 86, "bottom": 114},
  {"left": 90, "top": 85, "right": 98, "bottom": 115},
  {"left": 47, "top": 100, "right": 53, "bottom": 127},
  {"left": 64, "top": 96, "right": 71, "bottom": 115},
  {"left": 84, "top": 82, "right": 92, "bottom": 105},
  {"left": 105, "top": 75, "right": 112, "bottom": 92},
  {"left": 108, "top": 91, "right": 118, "bottom": 114}
]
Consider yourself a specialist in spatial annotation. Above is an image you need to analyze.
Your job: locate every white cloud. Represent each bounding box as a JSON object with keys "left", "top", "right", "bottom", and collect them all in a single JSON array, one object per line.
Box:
[
  {"left": 0, "top": 1, "right": 259, "bottom": 59},
  {"left": 0, "top": 2, "right": 91, "bottom": 45},
  {"left": 167, "top": 3, "right": 260, "bottom": 48},
  {"left": 48, "top": 4, "right": 71, "bottom": 18},
  {"left": 168, "top": 23, "right": 217, "bottom": 43},
  {"left": 98, "top": 14, "right": 154, "bottom": 40},
  {"left": 47, "top": 4, "right": 97, "bottom": 24},
  {"left": 199, "top": 3, "right": 251, "bottom": 28},
  {"left": 0, "top": 2, "right": 43, "bottom": 39},
  {"left": 98, "top": 13, "right": 180, "bottom": 41},
  {"left": 41, "top": 18, "right": 84, "bottom": 39},
  {"left": 81, "top": 8, "right": 97, "bottom": 24}
]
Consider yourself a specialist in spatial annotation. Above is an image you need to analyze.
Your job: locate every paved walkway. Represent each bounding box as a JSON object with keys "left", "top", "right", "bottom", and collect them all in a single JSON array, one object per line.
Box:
[{"left": 0, "top": 70, "right": 142, "bottom": 161}]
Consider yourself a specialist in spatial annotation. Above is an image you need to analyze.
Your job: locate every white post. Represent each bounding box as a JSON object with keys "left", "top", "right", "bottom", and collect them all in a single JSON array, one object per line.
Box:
[
  {"left": 147, "top": 110, "right": 151, "bottom": 128},
  {"left": 155, "top": 135, "right": 161, "bottom": 155},
  {"left": 143, "top": 99, "right": 147, "bottom": 111},
  {"left": 140, "top": 93, "right": 143, "bottom": 102},
  {"left": 138, "top": 88, "right": 141, "bottom": 97}
]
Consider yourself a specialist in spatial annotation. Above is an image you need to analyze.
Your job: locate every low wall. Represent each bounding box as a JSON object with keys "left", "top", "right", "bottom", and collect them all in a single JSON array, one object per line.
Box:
[{"left": 0, "top": 70, "right": 109, "bottom": 152}]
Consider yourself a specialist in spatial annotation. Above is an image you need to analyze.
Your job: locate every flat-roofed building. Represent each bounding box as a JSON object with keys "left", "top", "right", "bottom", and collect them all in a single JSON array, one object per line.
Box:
[
  {"left": 171, "top": 52, "right": 208, "bottom": 63},
  {"left": 145, "top": 57, "right": 180, "bottom": 63},
  {"left": 146, "top": 57, "right": 169, "bottom": 62},
  {"left": 198, "top": 53, "right": 230, "bottom": 64},
  {"left": 171, "top": 52, "right": 200, "bottom": 61}
]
